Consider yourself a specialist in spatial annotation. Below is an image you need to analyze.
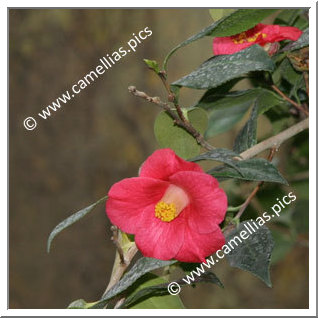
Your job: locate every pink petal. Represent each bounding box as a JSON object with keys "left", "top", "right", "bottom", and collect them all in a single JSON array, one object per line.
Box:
[
  {"left": 213, "top": 36, "right": 253, "bottom": 55},
  {"left": 139, "top": 148, "right": 203, "bottom": 181},
  {"left": 106, "top": 177, "right": 169, "bottom": 233},
  {"left": 135, "top": 204, "right": 186, "bottom": 260},
  {"left": 259, "top": 24, "right": 303, "bottom": 43},
  {"left": 175, "top": 225, "right": 225, "bottom": 263},
  {"left": 213, "top": 23, "right": 302, "bottom": 55},
  {"left": 169, "top": 171, "right": 227, "bottom": 233}
]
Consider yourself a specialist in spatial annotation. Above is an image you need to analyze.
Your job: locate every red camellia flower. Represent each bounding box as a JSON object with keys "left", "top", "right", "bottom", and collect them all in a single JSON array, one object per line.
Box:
[
  {"left": 106, "top": 149, "right": 227, "bottom": 263},
  {"left": 213, "top": 23, "right": 303, "bottom": 55}
]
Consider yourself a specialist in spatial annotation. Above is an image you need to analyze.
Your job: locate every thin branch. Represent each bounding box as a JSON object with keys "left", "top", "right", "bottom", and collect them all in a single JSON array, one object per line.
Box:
[
  {"left": 227, "top": 118, "right": 309, "bottom": 227},
  {"left": 128, "top": 86, "right": 214, "bottom": 151},
  {"left": 103, "top": 242, "right": 138, "bottom": 296},
  {"left": 271, "top": 84, "right": 309, "bottom": 116},
  {"left": 110, "top": 226, "right": 125, "bottom": 264},
  {"left": 240, "top": 118, "right": 309, "bottom": 160}
]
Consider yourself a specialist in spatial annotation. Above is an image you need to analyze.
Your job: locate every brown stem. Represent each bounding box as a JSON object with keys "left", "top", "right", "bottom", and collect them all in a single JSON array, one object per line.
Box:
[
  {"left": 128, "top": 86, "right": 214, "bottom": 151},
  {"left": 271, "top": 84, "right": 309, "bottom": 116}
]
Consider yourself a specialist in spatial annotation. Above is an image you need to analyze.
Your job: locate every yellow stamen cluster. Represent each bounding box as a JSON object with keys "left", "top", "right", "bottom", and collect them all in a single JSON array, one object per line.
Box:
[
  {"left": 155, "top": 201, "right": 177, "bottom": 222},
  {"left": 232, "top": 31, "right": 267, "bottom": 44}
]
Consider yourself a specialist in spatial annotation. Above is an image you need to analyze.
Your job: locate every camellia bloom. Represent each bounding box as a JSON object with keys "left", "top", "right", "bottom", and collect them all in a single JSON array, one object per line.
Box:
[
  {"left": 213, "top": 23, "right": 303, "bottom": 55},
  {"left": 106, "top": 149, "right": 227, "bottom": 263}
]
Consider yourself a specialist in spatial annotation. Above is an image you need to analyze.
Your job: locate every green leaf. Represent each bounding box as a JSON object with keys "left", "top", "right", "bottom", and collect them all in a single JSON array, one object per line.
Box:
[
  {"left": 198, "top": 78, "right": 243, "bottom": 103},
  {"left": 198, "top": 90, "right": 255, "bottom": 138},
  {"left": 163, "top": 17, "right": 226, "bottom": 71},
  {"left": 210, "top": 9, "right": 277, "bottom": 37},
  {"left": 123, "top": 271, "right": 223, "bottom": 308},
  {"left": 281, "top": 28, "right": 308, "bottom": 52},
  {"left": 291, "top": 199, "right": 309, "bottom": 234},
  {"left": 263, "top": 103, "right": 292, "bottom": 134},
  {"left": 233, "top": 102, "right": 258, "bottom": 153},
  {"left": 123, "top": 274, "right": 185, "bottom": 309},
  {"left": 154, "top": 108, "right": 208, "bottom": 159},
  {"left": 172, "top": 45, "right": 275, "bottom": 90},
  {"left": 209, "top": 9, "right": 236, "bottom": 22},
  {"left": 225, "top": 220, "right": 274, "bottom": 287},
  {"left": 274, "top": 9, "right": 303, "bottom": 26},
  {"left": 197, "top": 88, "right": 284, "bottom": 138},
  {"left": 68, "top": 299, "right": 98, "bottom": 309},
  {"left": 163, "top": 9, "right": 276, "bottom": 70},
  {"left": 270, "top": 229, "right": 294, "bottom": 264},
  {"left": 208, "top": 158, "right": 288, "bottom": 185},
  {"left": 91, "top": 257, "right": 177, "bottom": 308},
  {"left": 143, "top": 59, "right": 160, "bottom": 74},
  {"left": 47, "top": 195, "right": 108, "bottom": 253},
  {"left": 189, "top": 148, "right": 242, "bottom": 173},
  {"left": 278, "top": 58, "right": 302, "bottom": 85}
]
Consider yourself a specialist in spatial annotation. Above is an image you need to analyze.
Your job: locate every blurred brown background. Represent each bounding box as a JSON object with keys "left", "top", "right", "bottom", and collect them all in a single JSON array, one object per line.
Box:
[{"left": 9, "top": 9, "right": 308, "bottom": 309}]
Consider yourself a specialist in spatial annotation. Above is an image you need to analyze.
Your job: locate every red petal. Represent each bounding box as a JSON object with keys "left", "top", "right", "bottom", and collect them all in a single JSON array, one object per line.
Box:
[
  {"left": 259, "top": 24, "right": 303, "bottom": 43},
  {"left": 169, "top": 171, "right": 227, "bottom": 233},
  {"left": 213, "top": 36, "right": 253, "bottom": 55},
  {"left": 135, "top": 204, "right": 186, "bottom": 260},
  {"left": 106, "top": 177, "right": 169, "bottom": 233},
  {"left": 174, "top": 225, "right": 225, "bottom": 263},
  {"left": 139, "top": 148, "right": 203, "bottom": 181},
  {"left": 213, "top": 23, "right": 302, "bottom": 56}
]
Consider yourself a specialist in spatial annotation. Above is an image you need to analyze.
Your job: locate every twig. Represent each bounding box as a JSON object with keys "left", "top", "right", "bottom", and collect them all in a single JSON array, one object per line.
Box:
[
  {"left": 110, "top": 226, "right": 125, "bottom": 264},
  {"left": 103, "top": 242, "right": 138, "bottom": 296},
  {"left": 240, "top": 118, "right": 309, "bottom": 160},
  {"left": 128, "top": 86, "right": 214, "bottom": 151},
  {"left": 271, "top": 84, "right": 309, "bottom": 116},
  {"left": 114, "top": 297, "right": 126, "bottom": 309}
]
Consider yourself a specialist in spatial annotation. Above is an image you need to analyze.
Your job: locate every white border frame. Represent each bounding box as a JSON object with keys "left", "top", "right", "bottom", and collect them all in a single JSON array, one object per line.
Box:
[{"left": 3, "top": 1, "right": 316, "bottom": 316}]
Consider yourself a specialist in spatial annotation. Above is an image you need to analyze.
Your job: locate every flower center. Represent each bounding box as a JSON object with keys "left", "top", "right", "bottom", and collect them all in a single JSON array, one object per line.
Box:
[
  {"left": 232, "top": 31, "right": 267, "bottom": 44},
  {"left": 154, "top": 184, "right": 190, "bottom": 222}
]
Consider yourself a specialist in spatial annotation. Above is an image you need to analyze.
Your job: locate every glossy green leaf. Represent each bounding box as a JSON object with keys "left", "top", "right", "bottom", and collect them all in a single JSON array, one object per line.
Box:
[
  {"left": 172, "top": 45, "right": 275, "bottom": 90},
  {"left": 123, "top": 271, "right": 223, "bottom": 308},
  {"left": 199, "top": 90, "right": 255, "bottom": 137},
  {"left": 197, "top": 88, "right": 284, "bottom": 138},
  {"left": 198, "top": 78, "right": 243, "bottom": 103},
  {"left": 123, "top": 274, "right": 185, "bottom": 309},
  {"left": 208, "top": 158, "right": 288, "bottom": 185},
  {"left": 209, "top": 9, "right": 236, "bottom": 22},
  {"left": 233, "top": 102, "right": 258, "bottom": 153},
  {"left": 225, "top": 220, "right": 274, "bottom": 287},
  {"left": 189, "top": 148, "right": 242, "bottom": 173},
  {"left": 154, "top": 108, "right": 208, "bottom": 159},
  {"left": 91, "top": 257, "right": 177, "bottom": 308},
  {"left": 210, "top": 9, "right": 276, "bottom": 37},
  {"left": 163, "top": 9, "right": 276, "bottom": 71},
  {"left": 47, "top": 195, "right": 108, "bottom": 253},
  {"left": 281, "top": 28, "right": 308, "bottom": 52}
]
